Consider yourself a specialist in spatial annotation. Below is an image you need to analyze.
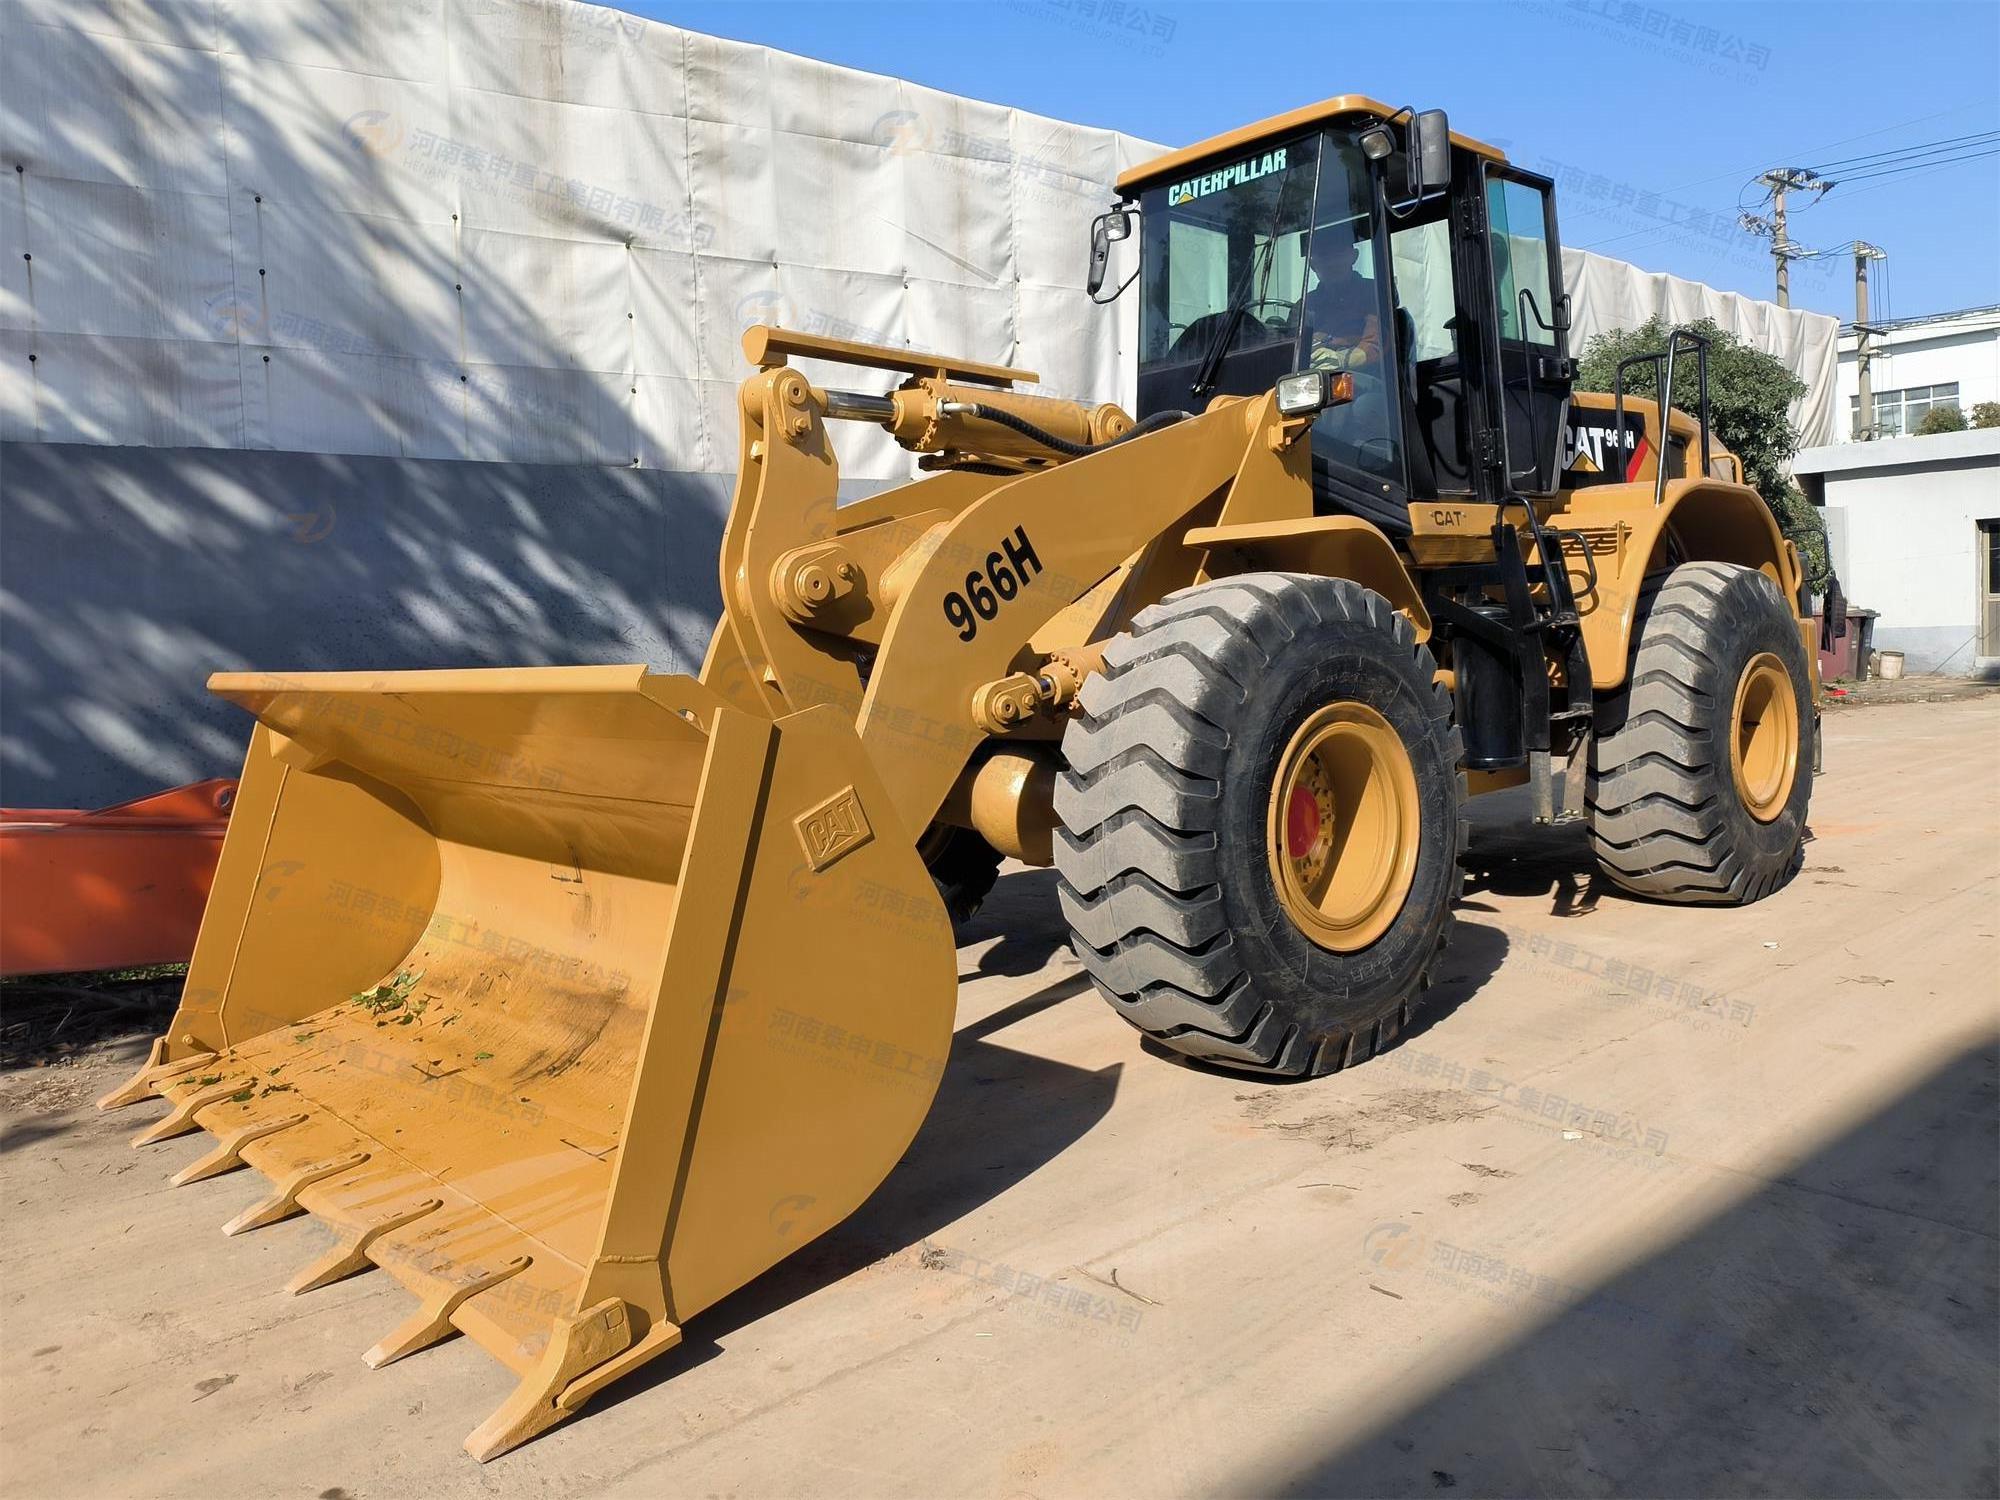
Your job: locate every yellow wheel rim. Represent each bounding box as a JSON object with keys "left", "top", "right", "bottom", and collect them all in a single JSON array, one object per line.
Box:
[
  {"left": 1266, "top": 702, "right": 1422, "bottom": 953},
  {"left": 1730, "top": 652, "right": 1799, "bottom": 823}
]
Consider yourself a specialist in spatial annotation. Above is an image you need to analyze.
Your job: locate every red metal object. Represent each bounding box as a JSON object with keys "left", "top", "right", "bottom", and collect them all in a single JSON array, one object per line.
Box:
[{"left": 0, "top": 779, "right": 235, "bottom": 978}]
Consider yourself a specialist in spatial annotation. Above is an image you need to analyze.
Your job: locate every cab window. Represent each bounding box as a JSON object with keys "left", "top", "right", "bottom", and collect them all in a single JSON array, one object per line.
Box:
[
  {"left": 1484, "top": 171, "right": 1568, "bottom": 493},
  {"left": 1388, "top": 210, "right": 1473, "bottom": 493},
  {"left": 1304, "top": 134, "right": 1399, "bottom": 491},
  {"left": 1487, "top": 176, "right": 1558, "bottom": 344}
]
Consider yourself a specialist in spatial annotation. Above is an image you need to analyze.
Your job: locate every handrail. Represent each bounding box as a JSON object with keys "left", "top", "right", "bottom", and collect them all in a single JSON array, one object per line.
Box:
[
  {"left": 1613, "top": 325, "right": 1714, "bottom": 506},
  {"left": 741, "top": 325, "right": 1035, "bottom": 387}
]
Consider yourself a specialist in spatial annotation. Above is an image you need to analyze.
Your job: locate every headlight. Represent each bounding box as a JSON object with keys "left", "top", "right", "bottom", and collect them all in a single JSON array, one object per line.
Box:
[
  {"left": 1274, "top": 369, "right": 1355, "bottom": 417},
  {"left": 1275, "top": 371, "right": 1326, "bottom": 415}
]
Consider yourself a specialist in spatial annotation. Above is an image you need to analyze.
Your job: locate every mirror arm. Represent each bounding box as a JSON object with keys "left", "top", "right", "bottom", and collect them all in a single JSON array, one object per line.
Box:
[{"left": 1090, "top": 266, "right": 1140, "bottom": 306}]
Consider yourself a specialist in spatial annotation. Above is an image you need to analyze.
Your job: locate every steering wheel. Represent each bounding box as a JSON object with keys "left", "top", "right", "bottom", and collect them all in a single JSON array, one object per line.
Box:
[{"left": 1167, "top": 300, "right": 1298, "bottom": 364}]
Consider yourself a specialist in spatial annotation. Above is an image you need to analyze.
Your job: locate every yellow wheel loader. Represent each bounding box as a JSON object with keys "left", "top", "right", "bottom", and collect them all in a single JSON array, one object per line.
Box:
[{"left": 102, "top": 96, "right": 1817, "bottom": 1458}]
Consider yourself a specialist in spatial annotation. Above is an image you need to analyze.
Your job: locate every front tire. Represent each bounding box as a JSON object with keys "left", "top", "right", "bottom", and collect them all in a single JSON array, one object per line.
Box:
[
  {"left": 1053, "top": 573, "right": 1464, "bottom": 1078},
  {"left": 1588, "top": 561, "right": 1814, "bottom": 903}
]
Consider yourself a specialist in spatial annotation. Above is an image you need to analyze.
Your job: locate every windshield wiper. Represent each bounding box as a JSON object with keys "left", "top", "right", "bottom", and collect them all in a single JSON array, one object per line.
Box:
[
  {"left": 1187, "top": 282, "right": 1252, "bottom": 404},
  {"left": 1188, "top": 158, "right": 1299, "bottom": 403}
]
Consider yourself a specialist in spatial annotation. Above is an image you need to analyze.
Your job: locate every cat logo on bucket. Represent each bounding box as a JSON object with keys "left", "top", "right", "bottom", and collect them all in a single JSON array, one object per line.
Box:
[
  {"left": 795, "top": 785, "right": 874, "bottom": 872},
  {"left": 1166, "top": 146, "right": 1288, "bottom": 206}
]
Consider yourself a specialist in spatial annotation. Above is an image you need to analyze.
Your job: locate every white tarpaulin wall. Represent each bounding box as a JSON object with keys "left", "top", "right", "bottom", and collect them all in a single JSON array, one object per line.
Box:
[
  {"left": 1563, "top": 248, "right": 1840, "bottom": 450},
  {"left": 0, "top": 0, "right": 1153, "bottom": 484},
  {"left": 1, "top": 0, "right": 1837, "bottom": 476}
]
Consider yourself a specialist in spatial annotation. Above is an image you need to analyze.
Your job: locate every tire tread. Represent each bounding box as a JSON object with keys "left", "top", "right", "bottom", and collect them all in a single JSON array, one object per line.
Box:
[{"left": 1055, "top": 572, "right": 1461, "bottom": 1077}]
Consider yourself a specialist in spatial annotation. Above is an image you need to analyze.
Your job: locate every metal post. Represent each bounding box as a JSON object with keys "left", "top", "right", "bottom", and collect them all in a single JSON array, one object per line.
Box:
[{"left": 1852, "top": 241, "right": 1885, "bottom": 440}]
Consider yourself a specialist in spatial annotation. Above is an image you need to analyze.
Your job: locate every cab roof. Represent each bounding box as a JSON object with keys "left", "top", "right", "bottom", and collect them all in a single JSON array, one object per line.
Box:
[{"left": 1116, "top": 94, "right": 1508, "bottom": 195}]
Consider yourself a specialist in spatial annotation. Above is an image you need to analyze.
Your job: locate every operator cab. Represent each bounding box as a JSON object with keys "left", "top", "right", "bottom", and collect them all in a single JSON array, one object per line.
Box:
[{"left": 1094, "top": 97, "right": 1574, "bottom": 531}]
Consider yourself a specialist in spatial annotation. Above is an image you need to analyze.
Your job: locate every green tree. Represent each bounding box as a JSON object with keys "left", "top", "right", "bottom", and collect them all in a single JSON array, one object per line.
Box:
[
  {"left": 1916, "top": 402, "right": 1967, "bottom": 435},
  {"left": 1971, "top": 401, "right": 2000, "bottom": 430},
  {"left": 1575, "top": 316, "right": 1827, "bottom": 584}
]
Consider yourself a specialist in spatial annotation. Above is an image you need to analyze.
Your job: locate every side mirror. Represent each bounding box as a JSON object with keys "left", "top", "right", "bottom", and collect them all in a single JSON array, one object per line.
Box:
[
  {"left": 1409, "top": 109, "right": 1450, "bottom": 201},
  {"left": 1087, "top": 208, "right": 1133, "bottom": 299}
]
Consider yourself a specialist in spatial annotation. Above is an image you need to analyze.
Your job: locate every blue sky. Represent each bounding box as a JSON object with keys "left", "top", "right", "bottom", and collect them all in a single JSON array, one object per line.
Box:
[{"left": 635, "top": 0, "right": 2000, "bottom": 323}]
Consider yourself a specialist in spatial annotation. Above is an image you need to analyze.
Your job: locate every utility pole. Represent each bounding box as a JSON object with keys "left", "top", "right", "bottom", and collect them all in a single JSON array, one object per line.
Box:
[
  {"left": 1852, "top": 241, "right": 1887, "bottom": 439},
  {"left": 1767, "top": 169, "right": 1794, "bottom": 308},
  {"left": 1744, "top": 167, "right": 1832, "bottom": 308}
]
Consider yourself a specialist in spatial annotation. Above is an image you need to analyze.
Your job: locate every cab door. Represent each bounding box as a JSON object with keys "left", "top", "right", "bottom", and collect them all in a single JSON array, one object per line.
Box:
[{"left": 1479, "top": 167, "right": 1572, "bottom": 495}]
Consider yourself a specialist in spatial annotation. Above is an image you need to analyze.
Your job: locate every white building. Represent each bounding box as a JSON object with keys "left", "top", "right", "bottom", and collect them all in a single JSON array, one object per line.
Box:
[
  {"left": 1806, "top": 302, "right": 2000, "bottom": 677},
  {"left": 1837, "top": 304, "right": 1999, "bottom": 441},
  {"left": 1793, "top": 428, "right": 2000, "bottom": 677}
]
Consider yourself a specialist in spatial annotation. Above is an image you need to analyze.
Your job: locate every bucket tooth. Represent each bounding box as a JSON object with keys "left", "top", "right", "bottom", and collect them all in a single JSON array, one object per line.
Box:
[
  {"left": 364, "top": 1256, "right": 532, "bottom": 1369},
  {"left": 98, "top": 1044, "right": 217, "bottom": 1112},
  {"left": 464, "top": 1300, "right": 681, "bottom": 1462},
  {"left": 222, "top": 1150, "right": 371, "bottom": 1237},
  {"left": 132, "top": 1080, "right": 241, "bottom": 1148},
  {"left": 287, "top": 1198, "right": 444, "bottom": 1296},
  {"left": 169, "top": 1113, "right": 309, "bottom": 1187}
]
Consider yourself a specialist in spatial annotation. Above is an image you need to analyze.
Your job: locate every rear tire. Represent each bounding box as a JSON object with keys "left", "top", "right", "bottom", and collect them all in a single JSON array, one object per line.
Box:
[
  {"left": 1588, "top": 561, "right": 1813, "bottom": 904},
  {"left": 1053, "top": 573, "right": 1464, "bottom": 1078}
]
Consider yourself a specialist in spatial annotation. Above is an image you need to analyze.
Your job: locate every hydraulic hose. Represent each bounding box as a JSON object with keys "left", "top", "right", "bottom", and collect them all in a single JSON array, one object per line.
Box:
[{"left": 942, "top": 402, "right": 1191, "bottom": 457}]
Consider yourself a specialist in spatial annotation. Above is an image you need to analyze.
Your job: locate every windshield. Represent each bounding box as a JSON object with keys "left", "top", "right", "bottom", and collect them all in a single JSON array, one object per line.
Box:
[
  {"left": 1134, "top": 129, "right": 1403, "bottom": 493},
  {"left": 1136, "top": 133, "right": 1321, "bottom": 409}
]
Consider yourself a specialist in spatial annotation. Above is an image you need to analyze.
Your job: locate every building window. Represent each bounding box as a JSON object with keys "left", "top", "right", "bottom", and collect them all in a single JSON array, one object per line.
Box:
[{"left": 1850, "top": 382, "right": 1962, "bottom": 437}]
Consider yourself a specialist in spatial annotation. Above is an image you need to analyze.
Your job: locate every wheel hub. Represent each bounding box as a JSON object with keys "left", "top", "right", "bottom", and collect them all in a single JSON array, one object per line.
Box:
[
  {"left": 1730, "top": 652, "right": 1799, "bottom": 823},
  {"left": 1284, "top": 783, "right": 1323, "bottom": 859},
  {"left": 1266, "top": 702, "right": 1421, "bottom": 952}
]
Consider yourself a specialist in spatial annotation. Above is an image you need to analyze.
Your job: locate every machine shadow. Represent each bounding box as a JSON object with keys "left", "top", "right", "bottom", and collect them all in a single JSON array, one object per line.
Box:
[
  {"left": 1457, "top": 781, "right": 1616, "bottom": 918},
  {"left": 0, "top": 1116, "right": 69, "bottom": 1156},
  {"left": 592, "top": 967, "right": 1120, "bottom": 1411},
  {"left": 959, "top": 866, "right": 1069, "bottom": 979},
  {"left": 1239, "top": 1037, "right": 2000, "bottom": 1499}
]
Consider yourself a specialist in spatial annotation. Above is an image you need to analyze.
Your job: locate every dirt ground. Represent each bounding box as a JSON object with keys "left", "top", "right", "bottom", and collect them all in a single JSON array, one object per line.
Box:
[
  {"left": 3, "top": 697, "right": 1995, "bottom": 1500},
  {"left": 1822, "top": 671, "right": 2000, "bottom": 710}
]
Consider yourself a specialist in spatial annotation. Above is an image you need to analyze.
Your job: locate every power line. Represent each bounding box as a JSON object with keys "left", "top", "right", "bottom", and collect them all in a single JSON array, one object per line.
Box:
[
  {"left": 1819, "top": 150, "right": 1992, "bottom": 203},
  {"left": 1576, "top": 218, "right": 1700, "bottom": 253},
  {"left": 1584, "top": 142, "right": 1981, "bottom": 292},
  {"left": 1825, "top": 146, "right": 2000, "bottom": 187},
  {"left": 1732, "top": 130, "right": 1999, "bottom": 216},
  {"left": 1650, "top": 104, "right": 1983, "bottom": 200},
  {"left": 1823, "top": 144, "right": 2000, "bottom": 183},
  {"left": 1576, "top": 104, "right": 1991, "bottom": 252},
  {"left": 1573, "top": 107, "right": 1997, "bottom": 306},
  {"left": 1806, "top": 129, "right": 2000, "bottom": 172}
]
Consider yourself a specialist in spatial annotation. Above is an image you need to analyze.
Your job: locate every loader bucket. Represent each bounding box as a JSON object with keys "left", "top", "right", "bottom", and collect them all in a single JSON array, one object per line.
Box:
[{"left": 100, "top": 666, "right": 958, "bottom": 1458}]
